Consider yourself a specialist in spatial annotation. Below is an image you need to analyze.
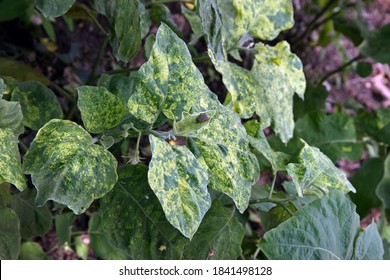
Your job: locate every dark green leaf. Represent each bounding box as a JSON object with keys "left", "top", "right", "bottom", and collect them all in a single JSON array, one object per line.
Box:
[
  {"left": 97, "top": 74, "right": 135, "bottom": 105},
  {"left": 333, "top": 16, "right": 365, "bottom": 46},
  {"left": 0, "top": 183, "right": 12, "bottom": 207},
  {"left": 23, "top": 119, "right": 118, "bottom": 214},
  {"left": 182, "top": 5, "right": 202, "bottom": 36},
  {"left": 55, "top": 212, "right": 75, "bottom": 243},
  {"left": 9, "top": 188, "right": 51, "bottom": 239},
  {"left": 356, "top": 62, "right": 373, "bottom": 78},
  {"left": 151, "top": 4, "right": 180, "bottom": 35},
  {"left": 11, "top": 81, "right": 63, "bottom": 130},
  {"left": 376, "top": 154, "right": 390, "bottom": 222},
  {"left": 0, "top": 129, "right": 26, "bottom": 191},
  {"left": 100, "top": 164, "right": 188, "bottom": 259},
  {"left": 77, "top": 86, "right": 126, "bottom": 134},
  {"left": 0, "top": 0, "right": 31, "bottom": 22},
  {"left": 350, "top": 158, "right": 384, "bottom": 217},
  {"left": 287, "top": 141, "right": 356, "bottom": 197},
  {"left": 89, "top": 213, "right": 128, "bottom": 259},
  {"left": 293, "top": 83, "right": 328, "bottom": 118},
  {"left": 18, "top": 242, "right": 45, "bottom": 260},
  {"left": 294, "top": 112, "right": 363, "bottom": 161},
  {"left": 259, "top": 191, "right": 384, "bottom": 260},
  {"left": 360, "top": 24, "right": 390, "bottom": 64},
  {"left": 149, "top": 135, "right": 211, "bottom": 239},
  {"left": 0, "top": 207, "right": 20, "bottom": 260},
  {"left": 35, "top": 0, "right": 75, "bottom": 18},
  {"left": 184, "top": 201, "right": 245, "bottom": 259}
]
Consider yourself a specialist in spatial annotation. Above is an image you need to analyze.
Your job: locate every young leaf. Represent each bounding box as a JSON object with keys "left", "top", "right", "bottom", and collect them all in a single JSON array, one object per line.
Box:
[
  {"left": 77, "top": 86, "right": 126, "bottom": 134},
  {"left": 184, "top": 201, "right": 245, "bottom": 259},
  {"left": 9, "top": 188, "right": 52, "bottom": 239},
  {"left": 0, "top": 99, "right": 24, "bottom": 137},
  {"left": 18, "top": 242, "right": 46, "bottom": 260},
  {"left": 286, "top": 140, "right": 356, "bottom": 197},
  {"left": 105, "top": 0, "right": 150, "bottom": 62},
  {"left": 35, "top": 0, "right": 76, "bottom": 18},
  {"left": 149, "top": 135, "right": 211, "bottom": 239},
  {"left": 0, "top": 207, "right": 20, "bottom": 260},
  {"left": 259, "top": 191, "right": 384, "bottom": 260},
  {"left": 0, "top": 129, "right": 26, "bottom": 191},
  {"left": 100, "top": 164, "right": 188, "bottom": 259},
  {"left": 376, "top": 154, "right": 390, "bottom": 222},
  {"left": 244, "top": 120, "right": 289, "bottom": 172},
  {"left": 11, "top": 81, "right": 63, "bottom": 130},
  {"left": 89, "top": 213, "right": 128, "bottom": 260},
  {"left": 173, "top": 111, "right": 215, "bottom": 136},
  {"left": 294, "top": 112, "right": 363, "bottom": 161},
  {"left": 23, "top": 119, "right": 118, "bottom": 214}
]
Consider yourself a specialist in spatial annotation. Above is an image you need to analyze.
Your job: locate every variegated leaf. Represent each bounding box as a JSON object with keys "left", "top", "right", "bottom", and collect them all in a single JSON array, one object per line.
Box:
[
  {"left": 149, "top": 135, "right": 211, "bottom": 239},
  {"left": 0, "top": 99, "right": 24, "bottom": 137},
  {"left": 0, "top": 129, "right": 26, "bottom": 191},
  {"left": 286, "top": 140, "right": 356, "bottom": 197},
  {"left": 100, "top": 164, "right": 188, "bottom": 259},
  {"left": 77, "top": 86, "right": 126, "bottom": 134},
  {"left": 23, "top": 119, "right": 118, "bottom": 214},
  {"left": 173, "top": 111, "right": 215, "bottom": 136},
  {"left": 244, "top": 120, "right": 289, "bottom": 172},
  {"left": 11, "top": 81, "right": 63, "bottom": 131},
  {"left": 217, "top": 41, "right": 305, "bottom": 143}
]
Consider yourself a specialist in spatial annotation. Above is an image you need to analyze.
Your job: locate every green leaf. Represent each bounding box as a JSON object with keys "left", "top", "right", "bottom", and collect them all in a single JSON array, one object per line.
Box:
[
  {"left": 173, "top": 111, "right": 215, "bottom": 136},
  {"left": 0, "top": 0, "right": 31, "bottom": 22},
  {"left": 333, "top": 16, "right": 365, "bottom": 46},
  {"left": 0, "top": 78, "right": 4, "bottom": 96},
  {"left": 360, "top": 24, "right": 390, "bottom": 64},
  {"left": 376, "top": 154, "right": 390, "bottom": 222},
  {"left": 0, "top": 76, "right": 19, "bottom": 96},
  {"left": 0, "top": 58, "right": 49, "bottom": 85},
  {"left": 259, "top": 191, "right": 384, "bottom": 260},
  {"left": 219, "top": 0, "right": 293, "bottom": 51},
  {"left": 356, "top": 62, "right": 373, "bottom": 78},
  {"left": 9, "top": 188, "right": 51, "bottom": 239},
  {"left": 55, "top": 212, "right": 75, "bottom": 243},
  {"left": 244, "top": 120, "right": 289, "bottom": 172},
  {"left": 353, "top": 222, "right": 384, "bottom": 260},
  {"left": 184, "top": 201, "right": 245, "bottom": 259},
  {"left": 89, "top": 0, "right": 106, "bottom": 15},
  {"left": 350, "top": 158, "right": 384, "bottom": 218},
  {"left": 100, "top": 164, "right": 188, "bottom": 259},
  {"left": 293, "top": 83, "right": 328, "bottom": 118},
  {"left": 151, "top": 4, "right": 180, "bottom": 35},
  {"left": 105, "top": 0, "right": 150, "bottom": 62},
  {"left": 97, "top": 74, "right": 135, "bottom": 105},
  {"left": 286, "top": 141, "right": 356, "bottom": 197},
  {"left": 74, "top": 235, "right": 89, "bottom": 260},
  {"left": 77, "top": 86, "right": 126, "bottom": 134},
  {"left": 0, "top": 183, "right": 12, "bottom": 207},
  {"left": 294, "top": 112, "right": 363, "bottom": 161},
  {"left": 182, "top": 5, "right": 203, "bottom": 36},
  {"left": 35, "top": 0, "right": 75, "bottom": 18},
  {"left": 0, "top": 207, "right": 20, "bottom": 260},
  {"left": 0, "top": 99, "right": 24, "bottom": 137},
  {"left": 149, "top": 135, "right": 211, "bottom": 239},
  {"left": 11, "top": 81, "right": 63, "bottom": 130},
  {"left": 18, "top": 242, "right": 45, "bottom": 260},
  {"left": 89, "top": 213, "right": 128, "bottom": 260},
  {"left": 217, "top": 41, "right": 305, "bottom": 143},
  {"left": 0, "top": 129, "right": 26, "bottom": 191},
  {"left": 23, "top": 119, "right": 118, "bottom": 214}
]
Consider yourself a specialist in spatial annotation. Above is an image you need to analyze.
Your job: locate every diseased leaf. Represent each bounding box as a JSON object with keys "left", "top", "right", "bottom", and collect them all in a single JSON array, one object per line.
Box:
[
  {"left": 105, "top": 0, "right": 150, "bottom": 62},
  {"left": 376, "top": 154, "right": 390, "bottom": 222},
  {"left": 259, "top": 191, "right": 384, "bottom": 260},
  {"left": 11, "top": 81, "right": 63, "bottom": 130},
  {"left": 23, "top": 119, "right": 118, "bottom": 214},
  {"left": 97, "top": 74, "right": 135, "bottom": 105},
  {"left": 77, "top": 86, "right": 126, "bottom": 134},
  {"left": 9, "top": 188, "right": 52, "bottom": 239},
  {"left": 128, "top": 24, "right": 259, "bottom": 213},
  {"left": 89, "top": 213, "right": 128, "bottom": 260},
  {"left": 0, "top": 207, "right": 20, "bottom": 260},
  {"left": 184, "top": 201, "right": 245, "bottom": 259},
  {"left": 286, "top": 141, "right": 356, "bottom": 197},
  {"left": 149, "top": 135, "right": 211, "bottom": 239},
  {"left": 0, "top": 99, "right": 24, "bottom": 137},
  {"left": 294, "top": 112, "right": 363, "bottom": 162},
  {"left": 350, "top": 158, "right": 384, "bottom": 218},
  {"left": 0, "top": 129, "right": 26, "bottom": 191},
  {"left": 0, "top": 76, "right": 19, "bottom": 96},
  {"left": 100, "top": 164, "right": 188, "bottom": 259},
  {"left": 244, "top": 120, "right": 289, "bottom": 172},
  {"left": 360, "top": 24, "right": 390, "bottom": 64},
  {"left": 35, "top": 0, "right": 76, "bottom": 18},
  {"left": 173, "top": 111, "right": 215, "bottom": 136},
  {"left": 217, "top": 41, "right": 305, "bottom": 143}
]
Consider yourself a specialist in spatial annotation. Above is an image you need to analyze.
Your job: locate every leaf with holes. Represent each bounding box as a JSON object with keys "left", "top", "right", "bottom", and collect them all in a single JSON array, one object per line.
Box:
[
  {"left": 100, "top": 164, "right": 188, "bottom": 259},
  {"left": 23, "top": 119, "right": 118, "bottom": 214},
  {"left": 286, "top": 140, "right": 356, "bottom": 197},
  {"left": 259, "top": 190, "right": 384, "bottom": 260}
]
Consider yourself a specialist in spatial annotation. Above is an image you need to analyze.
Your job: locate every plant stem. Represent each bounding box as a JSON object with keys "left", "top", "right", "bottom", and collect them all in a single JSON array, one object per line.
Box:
[
  {"left": 252, "top": 247, "right": 261, "bottom": 259},
  {"left": 105, "top": 67, "right": 140, "bottom": 75},
  {"left": 268, "top": 172, "right": 278, "bottom": 199},
  {"left": 192, "top": 55, "right": 211, "bottom": 63},
  {"left": 317, "top": 54, "right": 364, "bottom": 85},
  {"left": 87, "top": 35, "right": 110, "bottom": 85},
  {"left": 49, "top": 81, "right": 74, "bottom": 101}
]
